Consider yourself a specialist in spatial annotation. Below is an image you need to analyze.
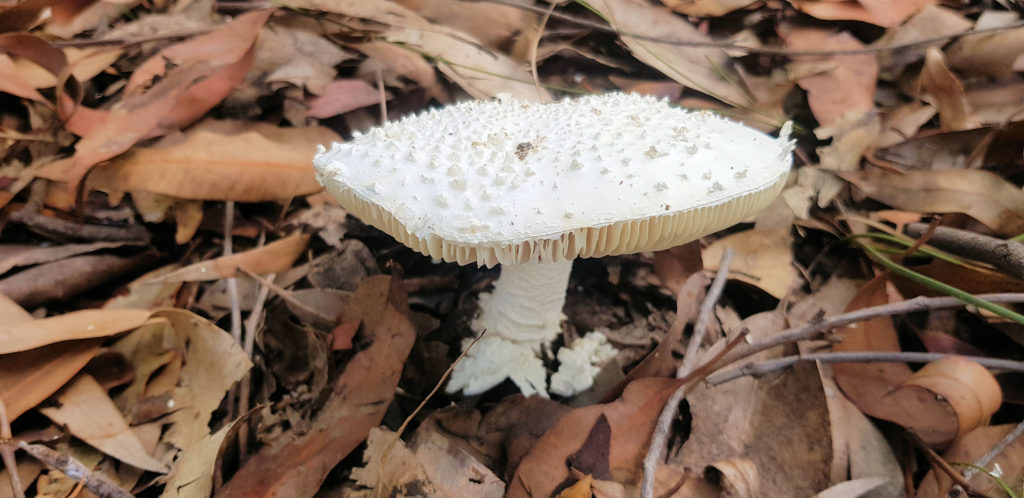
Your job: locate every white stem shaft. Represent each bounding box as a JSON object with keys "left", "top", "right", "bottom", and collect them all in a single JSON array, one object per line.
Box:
[{"left": 474, "top": 260, "right": 573, "bottom": 345}]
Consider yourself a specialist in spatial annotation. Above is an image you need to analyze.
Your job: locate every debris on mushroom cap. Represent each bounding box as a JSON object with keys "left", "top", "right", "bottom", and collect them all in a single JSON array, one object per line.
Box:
[
  {"left": 549, "top": 331, "right": 618, "bottom": 397},
  {"left": 314, "top": 93, "right": 795, "bottom": 267}
]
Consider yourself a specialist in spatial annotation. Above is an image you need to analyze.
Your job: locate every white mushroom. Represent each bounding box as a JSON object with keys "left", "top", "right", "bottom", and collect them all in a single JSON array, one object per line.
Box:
[{"left": 314, "top": 93, "right": 794, "bottom": 397}]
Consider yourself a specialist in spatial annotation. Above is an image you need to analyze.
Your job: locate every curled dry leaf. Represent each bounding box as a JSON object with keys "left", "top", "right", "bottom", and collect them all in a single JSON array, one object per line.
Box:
[
  {"left": 918, "top": 47, "right": 978, "bottom": 131},
  {"left": 39, "top": 374, "right": 168, "bottom": 473},
  {"left": 652, "top": 240, "right": 704, "bottom": 296},
  {"left": 899, "top": 356, "right": 1002, "bottom": 439},
  {"left": 915, "top": 423, "right": 1024, "bottom": 498},
  {"left": 832, "top": 275, "right": 1003, "bottom": 446},
  {"left": 64, "top": 119, "right": 340, "bottom": 202},
  {"left": 946, "top": 11, "right": 1024, "bottom": 82},
  {"left": 703, "top": 229, "right": 797, "bottom": 299},
  {"left": 839, "top": 169, "right": 1024, "bottom": 236},
  {"left": 158, "top": 232, "right": 310, "bottom": 282},
  {"left": 0, "top": 308, "right": 151, "bottom": 354},
  {"left": 705, "top": 457, "right": 759, "bottom": 497}
]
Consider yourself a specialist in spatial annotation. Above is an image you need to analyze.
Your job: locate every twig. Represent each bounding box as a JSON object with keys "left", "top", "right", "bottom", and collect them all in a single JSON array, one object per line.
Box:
[
  {"left": 640, "top": 326, "right": 749, "bottom": 498},
  {"left": 529, "top": 2, "right": 556, "bottom": 102},
  {"left": 958, "top": 419, "right": 1024, "bottom": 488},
  {"left": 237, "top": 271, "right": 275, "bottom": 457},
  {"left": 906, "top": 223, "right": 1024, "bottom": 281},
  {"left": 0, "top": 400, "right": 25, "bottom": 498},
  {"left": 479, "top": 0, "right": 1024, "bottom": 57},
  {"left": 375, "top": 66, "right": 387, "bottom": 123},
  {"left": 906, "top": 432, "right": 984, "bottom": 497},
  {"left": 17, "top": 442, "right": 132, "bottom": 498},
  {"left": 223, "top": 201, "right": 243, "bottom": 422},
  {"left": 718, "top": 293, "right": 1024, "bottom": 367},
  {"left": 707, "top": 352, "right": 1024, "bottom": 385},
  {"left": 377, "top": 333, "right": 485, "bottom": 498},
  {"left": 678, "top": 247, "right": 732, "bottom": 378},
  {"left": 237, "top": 267, "right": 334, "bottom": 324}
]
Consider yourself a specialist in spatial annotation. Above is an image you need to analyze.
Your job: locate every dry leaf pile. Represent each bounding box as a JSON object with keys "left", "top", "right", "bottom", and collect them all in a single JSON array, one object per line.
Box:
[{"left": 1, "top": 0, "right": 1023, "bottom": 496}]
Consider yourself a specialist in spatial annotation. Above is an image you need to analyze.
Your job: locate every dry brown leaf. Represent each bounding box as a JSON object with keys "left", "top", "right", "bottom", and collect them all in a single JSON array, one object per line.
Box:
[
  {"left": 946, "top": 12, "right": 1024, "bottom": 82},
  {"left": 0, "top": 308, "right": 151, "bottom": 354},
  {"left": 350, "top": 427, "right": 436, "bottom": 495},
  {"left": 0, "top": 241, "right": 130, "bottom": 275},
  {"left": 832, "top": 276, "right": 1002, "bottom": 446},
  {"left": 285, "top": 0, "right": 545, "bottom": 101},
  {"left": 0, "top": 338, "right": 103, "bottom": 421},
  {"left": 159, "top": 232, "right": 309, "bottom": 282},
  {"left": 918, "top": 47, "right": 978, "bottom": 131},
  {"left": 870, "top": 6, "right": 972, "bottom": 74},
  {"left": 839, "top": 168, "right": 1024, "bottom": 236},
  {"left": 251, "top": 23, "right": 351, "bottom": 95},
  {"left": 393, "top": 0, "right": 536, "bottom": 55},
  {"left": 784, "top": 27, "right": 877, "bottom": 128},
  {"left": 916, "top": 424, "right": 1024, "bottom": 497},
  {"left": 306, "top": 79, "right": 381, "bottom": 119},
  {"left": 705, "top": 458, "right": 758, "bottom": 497},
  {"left": 12, "top": 46, "right": 121, "bottom": 88},
  {"left": 104, "top": 264, "right": 183, "bottom": 310},
  {"left": 0, "top": 53, "right": 46, "bottom": 101},
  {"left": 215, "top": 275, "right": 415, "bottom": 497},
  {"left": 789, "top": 0, "right": 935, "bottom": 27},
  {"left": 163, "top": 424, "right": 233, "bottom": 498},
  {"left": 155, "top": 309, "right": 251, "bottom": 451},
  {"left": 585, "top": 0, "right": 748, "bottom": 105},
  {"left": 508, "top": 378, "right": 683, "bottom": 498},
  {"left": 60, "top": 119, "right": 340, "bottom": 202},
  {"left": 899, "top": 356, "right": 1002, "bottom": 438},
  {"left": 653, "top": 240, "right": 704, "bottom": 296},
  {"left": 0, "top": 293, "right": 32, "bottom": 323},
  {"left": 661, "top": 0, "right": 755, "bottom": 17},
  {"left": 357, "top": 41, "right": 446, "bottom": 102},
  {"left": 409, "top": 421, "right": 505, "bottom": 498},
  {"left": 703, "top": 229, "right": 797, "bottom": 299},
  {"left": 39, "top": 374, "right": 168, "bottom": 473}
]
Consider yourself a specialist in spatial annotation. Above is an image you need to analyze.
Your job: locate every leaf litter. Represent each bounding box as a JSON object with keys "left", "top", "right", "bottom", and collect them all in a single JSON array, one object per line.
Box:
[{"left": 1, "top": 0, "right": 1024, "bottom": 496}]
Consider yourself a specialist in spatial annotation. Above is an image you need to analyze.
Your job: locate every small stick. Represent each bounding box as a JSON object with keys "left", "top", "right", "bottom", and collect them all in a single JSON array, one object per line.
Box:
[
  {"left": 237, "top": 271, "right": 275, "bottom": 456},
  {"left": 237, "top": 267, "right": 333, "bottom": 324},
  {"left": 678, "top": 247, "right": 732, "bottom": 378},
  {"left": 906, "top": 432, "right": 983, "bottom": 497},
  {"left": 906, "top": 223, "right": 1024, "bottom": 281},
  {"left": 707, "top": 351, "right": 1024, "bottom": 385},
  {"left": 958, "top": 419, "right": 1024, "bottom": 486},
  {"left": 640, "top": 327, "right": 749, "bottom": 498},
  {"left": 0, "top": 400, "right": 25, "bottom": 498},
  {"left": 224, "top": 201, "right": 243, "bottom": 421},
  {"left": 718, "top": 293, "right": 1024, "bottom": 367},
  {"left": 17, "top": 442, "right": 132, "bottom": 498}
]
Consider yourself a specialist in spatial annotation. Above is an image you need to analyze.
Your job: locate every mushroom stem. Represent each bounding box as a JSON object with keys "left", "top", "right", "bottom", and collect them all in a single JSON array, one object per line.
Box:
[{"left": 473, "top": 259, "right": 573, "bottom": 347}]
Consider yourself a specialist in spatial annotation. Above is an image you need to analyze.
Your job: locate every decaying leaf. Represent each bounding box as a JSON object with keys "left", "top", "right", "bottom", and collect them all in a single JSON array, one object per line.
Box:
[
  {"left": 783, "top": 26, "right": 877, "bottom": 128},
  {"left": 703, "top": 229, "right": 797, "bottom": 299},
  {"left": 0, "top": 309, "right": 151, "bottom": 354},
  {"left": 158, "top": 233, "right": 310, "bottom": 282},
  {"left": 214, "top": 275, "right": 416, "bottom": 497},
  {"left": 832, "top": 276, "right": 1003, "bottom": 446},
  {"left": 839, "top": 169, "right": 1024, "bottom": 236},
  {"left": 39, "top": 374, "right": 168, "bottom": 473},
  {"left": 0, "top": 339, "right": 103, "bottom": 421},
  {"left": 916, "top": 423, "right": 1024, "bottom": 497}
]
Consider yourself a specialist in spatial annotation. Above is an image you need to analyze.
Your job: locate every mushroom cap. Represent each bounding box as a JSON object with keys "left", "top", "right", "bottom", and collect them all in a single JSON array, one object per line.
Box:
[{"left": 314, "top": 93, "right": 794, "bottom": 267}]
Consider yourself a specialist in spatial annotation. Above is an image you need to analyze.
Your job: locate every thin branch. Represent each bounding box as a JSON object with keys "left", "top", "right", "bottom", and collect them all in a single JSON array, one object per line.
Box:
[
  {"left": 640, "top": 329, "right": 749, "bottom": 498},
  {"left": 707, "top": 352, "right": 1024, "bottom": 385},
  {"left": 237, "top": 267, "right": 334, "bottom": 324},
  {"left": 906, "top": 432, "right": 984, "bottom": 497},
  {"left": 959, "top": 419, "right": 1024, "bottom": 485},
  {"left": 906, "top": 223, "right": 1024, "bottom": 281},
  {"left": 224, "top": 201, "right": 242, "bottom": 421},
  {"left": 479, "top": 0, "right": 1024, "bottom": 57},
  {"left": 718, "top": 293, "right": 1024, "bottom": 367},
  {"left": 18, "top": 442, "right": 132, "bottom": 498},
  {"left": 237, "top": 271, "right": 275, "bottom": 457},
  {"left": 678, "top": 247, "right": 732, "bottom": 378},
  {"left": 0, "top": 399, "right": 25, "bottom": 498}
]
